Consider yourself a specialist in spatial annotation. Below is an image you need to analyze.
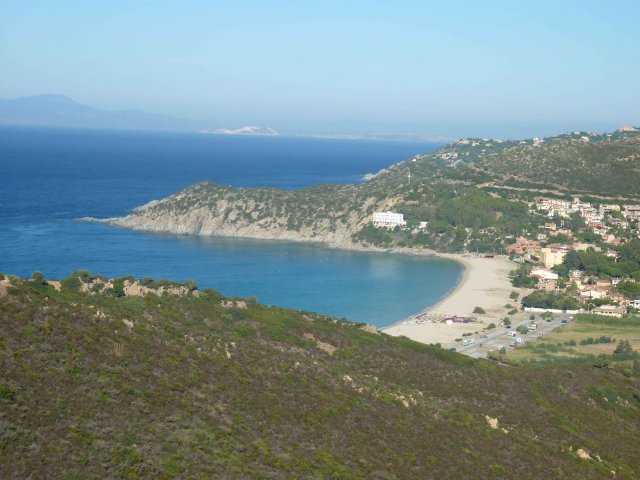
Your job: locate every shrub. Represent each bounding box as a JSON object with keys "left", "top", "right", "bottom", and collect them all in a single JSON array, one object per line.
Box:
[
  {"left": 0, "top": 382, "right": 15, "bottom": 402},
  {"left": 614, "top": 340, "right": 633, "bottom": 355},
  {"left": 61, "top": 274, "right": 82, "bottom": 292},
  {"left": 509, "top": 291, "right": 520, "bottom": 300},
  {"left": 111, "top": 278, "right": 126, "bottom": 298},
  {"left": 31, "top": 271, "right": 47, "bottom": 286},
  {"left": 473, "top": 306, "right": 486, "bottom": 314},
  {"left": 487, "top": 323, "right": 496, "bottom": 329}
]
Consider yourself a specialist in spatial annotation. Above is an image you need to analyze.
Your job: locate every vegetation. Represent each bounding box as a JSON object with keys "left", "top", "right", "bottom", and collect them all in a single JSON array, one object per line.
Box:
[
  {"left": 1, "top": 273, "right": 640, "bottom": 478},
  {"left": 521, "top": 291, "right": 581, "bottom": 310},
  {"left": 472, "top": 306, "right": 486, "bottom": 314}
]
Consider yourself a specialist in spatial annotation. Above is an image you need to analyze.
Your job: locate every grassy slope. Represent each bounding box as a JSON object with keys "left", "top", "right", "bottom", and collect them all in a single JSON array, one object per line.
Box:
[{"left": 1, "top": 277, "right": 640, "bottom": 479}]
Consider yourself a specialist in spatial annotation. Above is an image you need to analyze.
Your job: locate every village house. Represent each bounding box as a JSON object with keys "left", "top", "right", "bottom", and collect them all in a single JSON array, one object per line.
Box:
[
  {"left": 609, "top": 293, "right": 627, "bottom": 305},
  {"left": 549, "top": 228, "right": 573, "bottom": 237},
  {"left": 579, "top": 288, "right": 606, "bottom": 300},
  {"left": 602, "top": 234, "right": 622, "bottom": 245},
  {"left": 624, "top": 205, "right": 640, "bottom": 221},
  {"left": 506, "top": 236, "right": 540, "bottom": 255}
]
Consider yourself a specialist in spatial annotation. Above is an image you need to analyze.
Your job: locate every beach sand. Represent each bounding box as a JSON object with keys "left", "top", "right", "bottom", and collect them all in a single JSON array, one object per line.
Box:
[{"left": 382, "top": 254, "right": 521, "bottom": 346}]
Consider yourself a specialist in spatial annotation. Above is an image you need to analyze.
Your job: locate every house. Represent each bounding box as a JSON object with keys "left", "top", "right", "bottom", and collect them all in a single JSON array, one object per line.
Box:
[
  {"left": 579, "top": 289, "right": 605, "bottom": 300},
  {"left": 506, "top": 237, "right": 540, "bottom": 255},
  {"left": 624, "top": 205, "right": 640, "bottom": 221},
  {"left": 373, "top": 211, "right": 406, "bottom": 228},
  {"left": 602, "top": 234, "right": 622, "bottom": 245},
  {"left": 592, "top": 305, "right": 625, "bottom": 317},
  {"left": 609, "top": 293, "right": 626, "bottom": 305}
]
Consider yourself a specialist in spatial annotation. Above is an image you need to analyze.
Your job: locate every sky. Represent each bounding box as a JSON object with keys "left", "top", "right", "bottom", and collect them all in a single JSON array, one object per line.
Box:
[{"left": 1, "top": 0, "right": 639, "bottom": 139}]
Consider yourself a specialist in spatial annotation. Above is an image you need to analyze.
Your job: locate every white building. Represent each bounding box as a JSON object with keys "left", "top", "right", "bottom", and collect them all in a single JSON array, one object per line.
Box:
[
  {"left": 530, "top": 268, "right": 559, "bottom": 281},
  {"left": 373, "top": 211, "right": 407, "bottom": 228}
]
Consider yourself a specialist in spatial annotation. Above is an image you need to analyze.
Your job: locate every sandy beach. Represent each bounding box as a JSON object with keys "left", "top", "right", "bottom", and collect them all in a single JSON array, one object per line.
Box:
[{"left": 382, "top": 254, "right": 522, "bottom": 346}]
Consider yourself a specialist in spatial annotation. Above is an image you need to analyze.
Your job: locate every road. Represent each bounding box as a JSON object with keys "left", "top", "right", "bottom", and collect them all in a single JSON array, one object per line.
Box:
[{"left": 454, "top": 312, "right": 573, "bottom": 359}]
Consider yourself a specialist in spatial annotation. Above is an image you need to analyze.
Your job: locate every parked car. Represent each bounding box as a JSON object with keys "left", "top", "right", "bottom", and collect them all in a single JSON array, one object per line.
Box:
[{"left": 561, "top": 320, "right": 568, "bottom": 324}]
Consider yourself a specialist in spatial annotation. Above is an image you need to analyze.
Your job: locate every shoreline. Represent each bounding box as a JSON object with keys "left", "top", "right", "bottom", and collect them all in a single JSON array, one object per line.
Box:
[
  {"left": 81, "top": 217, "right": 521, "bottom": 345},
  {"left": 381, "top": 253, "right": 522, "bottom": 346}
]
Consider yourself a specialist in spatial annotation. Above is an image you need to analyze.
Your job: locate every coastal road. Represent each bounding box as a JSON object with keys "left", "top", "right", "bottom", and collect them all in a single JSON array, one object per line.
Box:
[{"left": 456, "top": 313, "right": 572, "bottom": 359}]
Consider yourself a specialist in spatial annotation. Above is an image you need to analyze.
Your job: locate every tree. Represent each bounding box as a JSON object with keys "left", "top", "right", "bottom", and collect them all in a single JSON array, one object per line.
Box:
[
  {"left": 569, "top": 211, "right": 586, "bottom": 230},
  {"left": 509, "top": 291, "right": 520, "bottom": 300},
  {"left": 516, "top": 325, "right": 528, "bottom": 335},
  {"left": 563, "top": 250, "right": 581, "bottom": 270},
  {"left": 502, "top": 318, "right": 512, "bottom": 327},
  {"left": 473, "top": 306, "right": 486, "bottom": 314}
]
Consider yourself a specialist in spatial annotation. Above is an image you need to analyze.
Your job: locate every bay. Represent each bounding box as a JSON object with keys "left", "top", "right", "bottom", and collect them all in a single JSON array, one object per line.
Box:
[{"left": 0, "top": 126, "right": 461, "bottom": 326}]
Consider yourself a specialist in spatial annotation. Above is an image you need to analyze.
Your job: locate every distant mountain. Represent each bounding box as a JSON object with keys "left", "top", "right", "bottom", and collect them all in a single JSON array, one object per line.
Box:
[
  {"left": 200, "top": 125, "right": 280, "bottom": 136},
  {"left": 0, "top": 94, "right": 202, "bottom": 131}
]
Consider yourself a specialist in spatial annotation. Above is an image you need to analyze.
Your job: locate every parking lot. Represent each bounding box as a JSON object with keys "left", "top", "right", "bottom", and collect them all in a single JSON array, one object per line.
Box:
[{"left": 454, "top": 312, "right": 573, "bottom": 359}]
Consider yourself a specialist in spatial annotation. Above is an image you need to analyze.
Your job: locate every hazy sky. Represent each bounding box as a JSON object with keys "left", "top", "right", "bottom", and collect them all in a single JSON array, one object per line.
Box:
[{"left": 1, "top": 0, "right": 639, "bottom": 139}]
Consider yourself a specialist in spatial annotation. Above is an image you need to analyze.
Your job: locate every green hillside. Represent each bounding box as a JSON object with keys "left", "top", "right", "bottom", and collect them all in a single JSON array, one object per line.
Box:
[
  {"left": 102, "top": 127, "right": 640, "bottom": 254},
  {"left": 425, "top": 128, "right": 640, "bottom": 197},
  {"left": 1, "top": 273, "right": 639, "bottom": 479}
]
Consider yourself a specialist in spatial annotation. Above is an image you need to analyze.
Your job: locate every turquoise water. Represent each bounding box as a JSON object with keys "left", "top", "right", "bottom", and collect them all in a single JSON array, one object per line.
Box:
[{"left": 0, "top": 126, "right": 462, "bottom": 327}]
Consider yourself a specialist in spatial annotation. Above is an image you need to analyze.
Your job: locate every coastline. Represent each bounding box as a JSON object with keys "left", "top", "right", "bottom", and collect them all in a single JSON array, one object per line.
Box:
[
  {"left": 381, "top": 253, "right": 522, "bottom": 346},
  {"left": 82, "top": 217, "right": 521, "bottom": 345}
]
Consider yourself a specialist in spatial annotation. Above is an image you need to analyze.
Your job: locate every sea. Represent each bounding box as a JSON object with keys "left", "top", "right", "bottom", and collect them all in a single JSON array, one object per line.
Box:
[{"left": 0, "top": 126, "right": 462, "bottom": 327}]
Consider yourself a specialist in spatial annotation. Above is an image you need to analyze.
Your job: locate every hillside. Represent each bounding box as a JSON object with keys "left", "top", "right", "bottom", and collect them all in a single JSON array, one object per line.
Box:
[
  {"left": 92, "top": 127, "right": 640, "bottom": 253},
  {"left": 429, "top": 128, "right": 640, "bottom": 198},
  {"left": 1, "top": 272, "right": 640, "bottom": 478}
]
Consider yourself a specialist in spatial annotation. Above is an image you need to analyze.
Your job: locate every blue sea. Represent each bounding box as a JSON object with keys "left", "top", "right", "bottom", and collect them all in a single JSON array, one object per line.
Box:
[{"left": 0, "top": 126, "right": 462, "bottom": 327}]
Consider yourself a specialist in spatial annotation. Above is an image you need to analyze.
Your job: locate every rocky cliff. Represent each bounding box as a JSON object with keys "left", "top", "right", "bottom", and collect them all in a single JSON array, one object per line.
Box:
[{"left": 93, "top": 180, "right": 402, "bottom": 247}]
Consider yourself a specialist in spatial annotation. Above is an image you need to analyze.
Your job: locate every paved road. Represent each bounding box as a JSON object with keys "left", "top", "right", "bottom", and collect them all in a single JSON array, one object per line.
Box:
[{"left": 455, "top": 312, "right": 573, "bottom": 359}]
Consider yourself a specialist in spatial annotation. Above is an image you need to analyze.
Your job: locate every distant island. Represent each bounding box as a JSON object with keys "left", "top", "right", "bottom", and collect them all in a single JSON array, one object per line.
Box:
[{"left": 200, "top": 125, "right": 280, "bottom": 136}]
